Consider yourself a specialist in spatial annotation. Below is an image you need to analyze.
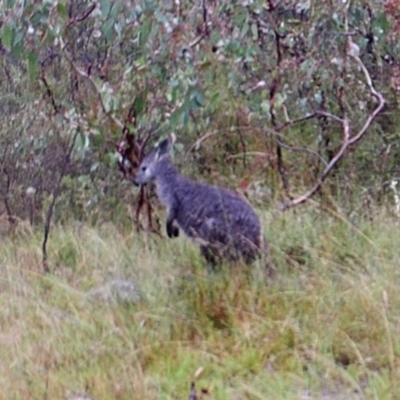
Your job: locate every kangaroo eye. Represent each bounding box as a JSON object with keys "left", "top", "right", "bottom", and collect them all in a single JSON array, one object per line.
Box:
[{"left": 141, "top": 166, "right": 147, "bottom": 172}]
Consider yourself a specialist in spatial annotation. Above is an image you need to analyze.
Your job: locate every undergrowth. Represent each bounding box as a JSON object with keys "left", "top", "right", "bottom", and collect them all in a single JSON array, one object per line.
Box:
[{"left": 0, "top": 205, "right": 399, "bottom": 399}]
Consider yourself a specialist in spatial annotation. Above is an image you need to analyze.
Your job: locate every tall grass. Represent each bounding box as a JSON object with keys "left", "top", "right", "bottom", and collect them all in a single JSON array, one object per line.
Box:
[{"left": 0, "top": 206, "right": 399, "bottom": 399}]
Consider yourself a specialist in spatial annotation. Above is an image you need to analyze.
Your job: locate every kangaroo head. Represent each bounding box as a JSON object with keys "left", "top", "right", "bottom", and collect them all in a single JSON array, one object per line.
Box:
[{"left": 133, "top": 138, "right": 171, "bottom": 186}]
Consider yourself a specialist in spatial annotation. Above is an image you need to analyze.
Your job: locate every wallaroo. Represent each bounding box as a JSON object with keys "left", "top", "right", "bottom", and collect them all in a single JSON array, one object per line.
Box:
[{"left": 133, "top": 137, "right": 263, "bottom": 268}]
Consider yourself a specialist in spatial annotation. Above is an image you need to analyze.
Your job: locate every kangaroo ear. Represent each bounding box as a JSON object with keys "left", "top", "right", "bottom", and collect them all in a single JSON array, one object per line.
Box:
[{"left": 156, "top": 138, "right": 171, "bottom": 159}]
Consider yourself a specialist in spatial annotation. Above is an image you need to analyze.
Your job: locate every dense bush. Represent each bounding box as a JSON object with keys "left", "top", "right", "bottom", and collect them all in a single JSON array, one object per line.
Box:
[{"left": 1, "top": 0, "right": 400, "bottom": 228}]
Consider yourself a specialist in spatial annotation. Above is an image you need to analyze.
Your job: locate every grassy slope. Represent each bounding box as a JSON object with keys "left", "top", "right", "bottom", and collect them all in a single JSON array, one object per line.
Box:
[{"left": 0, "top": 206, "right": 399, "bottom": 400}]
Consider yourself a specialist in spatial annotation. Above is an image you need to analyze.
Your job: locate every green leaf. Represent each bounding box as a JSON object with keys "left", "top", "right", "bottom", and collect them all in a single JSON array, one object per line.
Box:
[
  {"left": 233, "top": 9, "right": 248, "bottom": 27},
  {"left": 27, "top": 51, "right": 38, "bottom": 80},
  {"left": 5, "top": 0, "right": 15, "bottom": 9},
  {"left": 209, "top": 91, "right": 219, "bottom": 106},
  {"left": 14, "top": 29, "right": 23, "bottom": 45},
  {"left": 2, "top": 24, "right": 13, "bottom": 49},
  {"left": 110, "top": 1, "right": 123, "bottom": 18},
  {"left": 274, "top": 92, "right": 286, "bottom": 109},
  {"left": 169, "top": 108, "right": 184, "bottom": 129},
  {"left": 90, "top": 162, "right": 100, "bottom": 172},
  {"left": 75, "top": 131, "right": 90, "bottom": 155},
  {"left": 57, "top": 2, "right": 68, "bottom": 19},
  {"left": 210, "top": 30, "right": 220, "bottom": 45},
  {"left": 261, "top": 100, "right": 270, "bottom": 115},
  {"left": 12, "top": 42, "right": 25, "bottom": 57},
  {"left": 169, "top": 101, "right": 191, "bottom": 129},
  {"left": 100, "top": 0, "right": 111, "bottom": 19},
  {"left": 174, "top": 143, "right": 184, "bottom": 153},
  {"left": 251, "top": 23, "right": 258, "bottom": 40},
  {"left": 190, "top": 88, "right": 205, "bottom": 108},
  {"left": 372, "top": 12, "right": 390, "bottom": 35},
  {"left": 139, "top": 18, "right": 152, "bottom": 47},
  {"left": 241, "top": 22, "right": 249, "bottom": 38},
  {"left": 102, "top": 18, "right": 115, "bottom": 41},
  {"left": 134, "top": 90, "right": 148, "bottom": 116},
  {"left": 43, "top": 29, "right": 56, "bottom": 46}
]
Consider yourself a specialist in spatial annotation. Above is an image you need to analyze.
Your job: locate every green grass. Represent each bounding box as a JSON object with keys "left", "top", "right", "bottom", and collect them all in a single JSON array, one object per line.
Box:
[{"left": 1, "top": 206, "right": 400, "bottom": 399}]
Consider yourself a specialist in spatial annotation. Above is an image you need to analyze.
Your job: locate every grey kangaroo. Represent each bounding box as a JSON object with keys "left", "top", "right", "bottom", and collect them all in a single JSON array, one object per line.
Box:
[{"left": 133, "top": 137, "right": 262, "bottom": 267}]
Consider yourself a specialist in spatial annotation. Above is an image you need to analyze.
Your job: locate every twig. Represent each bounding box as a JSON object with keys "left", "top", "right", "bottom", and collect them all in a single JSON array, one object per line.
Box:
[
  {"left": 279, "top": 140, "right": 328, "bottom": 166},
  {"left": 226, "top": 151, "right": 271, "bottom": 159},
  {"left": 347, "top": 54, "right": 385, "bottom": 146},
  {"left": 202, "top": 0, "right": 208, "bottom": 35},
  {"left": 227, "top": 146, "right": 328, "bottom": 167},
  {"left": 264, "top": 124, "right": 330, "bottom": 167},
  {"left": 276, "top": 113, "right": 318, "bottom": 132},
  {"left": 274, "top": 111, "right": 344, "bottom": 132},
  {"left": 189, "top": 34, "right": 206, "bottom": 48},
  {"left": 186, "top": 131, "right": 218, "bottom": 155},
  {"left": 69, "top": 3, "right": 96, "bottom": 24},
  {"left": 40, "top": 71, "right": 60, "bottom": 114},
  {"left": 315, "top": 111, "right": 345, "bottom": 125},
  {"left": 3, "top": 168, "right": 16, "bottom": 226}
]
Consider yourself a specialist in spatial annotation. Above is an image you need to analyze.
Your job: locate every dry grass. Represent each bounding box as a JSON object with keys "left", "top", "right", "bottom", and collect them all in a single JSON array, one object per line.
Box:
[{"left": 0, "top": 206, "right": 400, "bottom": 399}]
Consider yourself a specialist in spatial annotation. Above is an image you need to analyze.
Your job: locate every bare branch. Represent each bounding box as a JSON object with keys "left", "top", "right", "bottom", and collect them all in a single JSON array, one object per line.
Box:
[
  {"left": 226, "top": 151, "right": 271, "bottom": 159},
  {"left": 71, "top": 3, "right": 96, "bottom": 23},
  {"left": 186, "top": 131, "right": 218, "bottom": 155},
  {"left": 275, "top": 142, "right": 328, "bottom": 167},
  {"left": 190, "top": 34, "right": 206, "bottom": 48},
  {"left": 40, "top": 71, "right": 60, "bottom": 114},
  {"left": 315, "top": 111, "right": 345, "bottom": 125},
  {"left": 275, "top": 111, "right": 344, "bottom": 132},
  {"left": 225, "top": 149, "right": 324, "bottom": 168},
  {"left": 348, "top": 53, "right": 386, "bottom": 146},
  {"left": 276, "top": 113, "right": 318, "bottom": 132}
]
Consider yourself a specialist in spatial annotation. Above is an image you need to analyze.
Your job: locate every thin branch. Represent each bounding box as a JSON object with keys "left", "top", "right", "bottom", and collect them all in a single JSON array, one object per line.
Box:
[
  {"left": 279, "top": 139, "right": 329, "bottom": 166},
  {"left": 186, "top": 131, "right": 218, "bottom": 155},
  {"left": 276, "top": 113, "right": 318, "bottom": 132},
  {"left": 227, "top": 146, "right": 328, "bottom": 167},
  {"left": 189, "top": 34, "right": 206, "bottom": 48},
  {"left": 348, "top": 54, "right": 385, "bottom": 146},
  {"left": 0, "top": 145, "right": 13, "bottom": 225},
  {"left": 3, "top": 168, "right": 16, "bottom": 226},
  {"left": 315, "top": 111, "right": 345, "bottom": 125},
  {"left": 275, "top": 111, "right": 344, "bottom": 132},
  {"left": 70, "top": 3, "right": 96, "bottom": 24},
  {"left": 40, "top": 71, "right": 59, "bottom": 114},
  {"left": 226, "top": 151, "right": 271, "bottom": 159},
  {"left": 202, "top": 0, "right": 208, "bottom": 34}
]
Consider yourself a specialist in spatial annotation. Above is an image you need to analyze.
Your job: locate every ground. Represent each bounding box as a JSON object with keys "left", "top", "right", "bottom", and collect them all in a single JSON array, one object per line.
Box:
[{"left": 0, "top": 206, "right": 398, "bottom": 399}]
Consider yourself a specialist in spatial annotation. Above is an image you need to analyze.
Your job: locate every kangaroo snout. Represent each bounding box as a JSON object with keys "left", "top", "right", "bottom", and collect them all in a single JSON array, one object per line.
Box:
[
  {"left": 132, "top": 174, "right": 146, "bottom": 187},
  {"left": 132, "top": 178, "right": 140, "bottom": 187}
]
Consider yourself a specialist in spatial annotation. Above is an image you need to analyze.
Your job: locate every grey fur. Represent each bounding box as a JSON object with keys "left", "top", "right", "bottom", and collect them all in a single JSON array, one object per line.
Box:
[{"left": 133, "top": 138, "right": 262, "bottom": 266}]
